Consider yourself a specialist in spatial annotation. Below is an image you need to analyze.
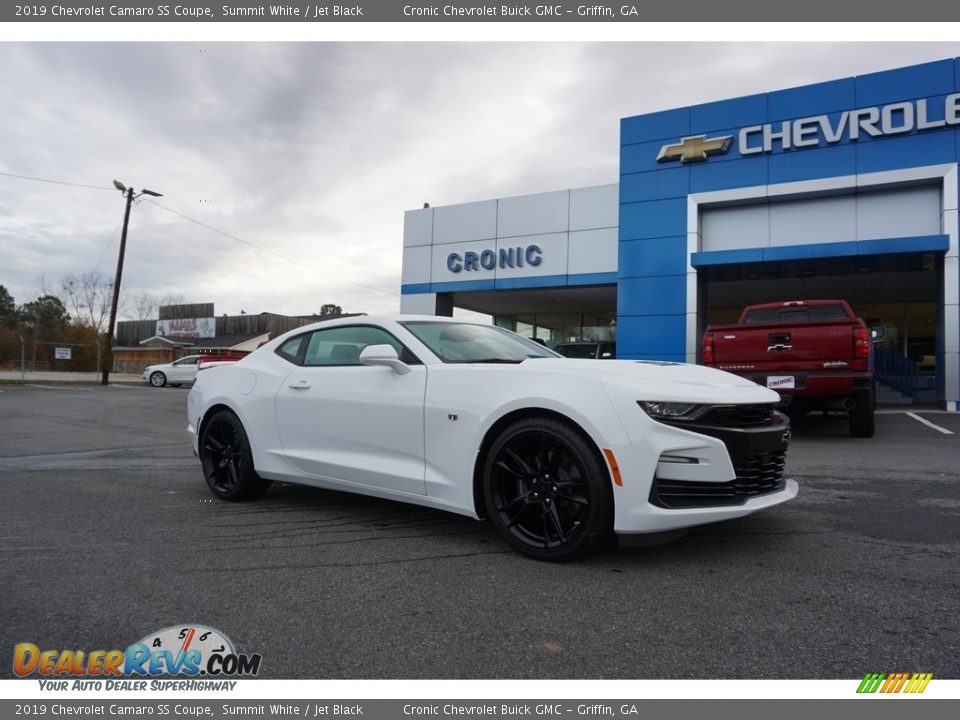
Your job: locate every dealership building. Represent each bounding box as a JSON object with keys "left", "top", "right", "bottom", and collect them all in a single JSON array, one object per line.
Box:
[{"left": 400, "top": 58, "right": 960, "bottom": 411}]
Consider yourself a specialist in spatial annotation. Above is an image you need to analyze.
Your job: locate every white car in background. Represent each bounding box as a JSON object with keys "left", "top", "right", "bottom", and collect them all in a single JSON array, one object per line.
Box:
[
  {"left": 187, "top": 315, "right": 797, "bottom": 561},
  {"left": 143, "top": 355, "right": 202, "bottom": 387}
]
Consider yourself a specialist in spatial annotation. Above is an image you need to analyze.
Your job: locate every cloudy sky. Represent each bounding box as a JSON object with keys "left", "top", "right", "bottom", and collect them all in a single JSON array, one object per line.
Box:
[{"left": 3, "top": 40, "right": 960, "bottom": 319}]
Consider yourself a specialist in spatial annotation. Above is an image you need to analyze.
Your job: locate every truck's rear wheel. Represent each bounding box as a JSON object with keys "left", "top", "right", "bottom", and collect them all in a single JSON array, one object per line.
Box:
[{"left": 849, "top": 389, "right": 875, "bottom": 438}]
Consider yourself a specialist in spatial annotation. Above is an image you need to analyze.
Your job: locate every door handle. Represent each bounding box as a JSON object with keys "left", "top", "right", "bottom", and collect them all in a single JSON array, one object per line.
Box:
[{"left": 289, "top": 381, "right": 311, "bottom": 390}]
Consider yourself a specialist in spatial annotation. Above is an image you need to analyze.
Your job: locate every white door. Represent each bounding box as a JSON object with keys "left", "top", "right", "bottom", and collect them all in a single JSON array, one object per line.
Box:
[
  {"left": 169, "top": 356, "right": 199, "bottom": 383},
  {"left": 274, "top": 326, "right": 427, "bottom": 495}
]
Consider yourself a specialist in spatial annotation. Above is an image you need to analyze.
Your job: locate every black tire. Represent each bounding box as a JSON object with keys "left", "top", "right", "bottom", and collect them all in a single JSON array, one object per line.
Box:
[
  {"left": 149, "top": 371, "right": 167, "bottom": 387},
  {"left": 199, "top": 410, "right": 271, "bottom": 500},
  {"left": 849, "top": 389, "right": 876, "bottom": 438},
  {"left": 483, "top": 416, "right": 613, "bottom": 561}
]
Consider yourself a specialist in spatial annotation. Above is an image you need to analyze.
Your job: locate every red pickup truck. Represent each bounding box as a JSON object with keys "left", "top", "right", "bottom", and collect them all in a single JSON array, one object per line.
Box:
[{"left": 702, "top": 300, "right": 874, "bottom": 437}]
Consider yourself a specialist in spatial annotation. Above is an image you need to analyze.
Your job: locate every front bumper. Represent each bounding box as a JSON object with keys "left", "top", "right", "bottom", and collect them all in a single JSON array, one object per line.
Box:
[
  {"left": 607, "top": 404, "right": 796, "bottom": 535},
  {"left": 616, "top": 478, "right": 799, "bottom": 534}
]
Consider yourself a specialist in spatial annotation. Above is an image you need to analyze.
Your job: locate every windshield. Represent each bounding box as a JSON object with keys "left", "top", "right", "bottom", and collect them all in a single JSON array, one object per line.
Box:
[
  {"left": 744, "top": 304, "right": 848, "bottom": 324},
  {"left": 402, "top": 321, "right": 560, "bottom": 364}
]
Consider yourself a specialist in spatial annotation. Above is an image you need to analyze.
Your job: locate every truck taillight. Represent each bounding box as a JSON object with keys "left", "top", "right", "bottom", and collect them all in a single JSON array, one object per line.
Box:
[
  {"left": 854, "top": 327, "right": 870, "bottom": 359},
  {"left": 702, "top": 333, "right": 714, "bottom": 364}
]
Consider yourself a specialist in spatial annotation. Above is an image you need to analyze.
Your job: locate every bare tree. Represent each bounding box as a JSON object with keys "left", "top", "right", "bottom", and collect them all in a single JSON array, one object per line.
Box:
[
  {"left": 157, "top": 292, "right": 185, "bottom": 309},
  {"left": 60, "top": 271, "right": 123, "bottom": 332},
  {"left": 130, "top": 290, "right": 157, "bottom": 321},
  {"left": 127, "top": 291, "right": 186, "bottom": 320}
]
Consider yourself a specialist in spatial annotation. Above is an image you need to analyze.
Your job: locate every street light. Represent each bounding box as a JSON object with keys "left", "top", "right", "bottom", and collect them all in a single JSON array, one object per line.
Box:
[{"left": 101, "top": 181, "right": 163, "bottom": 385}]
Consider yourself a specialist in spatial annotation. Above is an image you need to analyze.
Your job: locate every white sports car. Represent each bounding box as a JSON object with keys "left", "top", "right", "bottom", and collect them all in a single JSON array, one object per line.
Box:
[
  {"left": 187, "top": 315, "right": 797, "bottom": 561},
  {"left": 144, "top": 354, "right": 202, "bottom": 387}
]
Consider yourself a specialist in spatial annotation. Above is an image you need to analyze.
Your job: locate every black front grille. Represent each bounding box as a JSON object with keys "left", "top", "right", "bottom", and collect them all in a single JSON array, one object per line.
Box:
[
  {"left": 734, "top": 450, "right": 787, "bottom": 492},
  {"left": 699, "top": 404, "right": 777, "bottom": 427},
  {"left": 650, "top": 450, "right": 787, "bottom": 509}
]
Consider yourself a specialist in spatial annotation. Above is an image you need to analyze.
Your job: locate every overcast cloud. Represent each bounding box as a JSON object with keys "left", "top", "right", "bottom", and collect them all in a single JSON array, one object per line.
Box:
[{"left": 3, "top": 41, "right": 960, "bottom": 318}]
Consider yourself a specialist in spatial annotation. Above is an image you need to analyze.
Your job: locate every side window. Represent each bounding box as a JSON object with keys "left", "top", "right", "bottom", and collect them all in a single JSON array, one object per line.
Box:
[
  {"left": 276, "top": 335, "right": 307, "bottom": 364},
  {"left": 175, "top": 356, "right": 199, "bottom": 366},
  {"left": 303, "top": 326, "right": 411, "bottom": 367}
]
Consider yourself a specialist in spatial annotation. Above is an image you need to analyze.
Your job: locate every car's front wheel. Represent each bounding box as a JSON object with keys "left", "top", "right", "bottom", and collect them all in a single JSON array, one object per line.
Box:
[
  {"left": 483, "top": 416, "right": 613, "bottom": 561},
  {"left": 199, "top": 410, "right": 271, "bottom": 501},
  {"left": 149, "top": 371, "right": 167, "bottom": 387}
]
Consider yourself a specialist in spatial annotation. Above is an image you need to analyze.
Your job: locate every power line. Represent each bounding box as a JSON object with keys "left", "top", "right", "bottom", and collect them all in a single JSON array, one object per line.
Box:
[
  {"left": 144, "top": 199, "right": 399, "bottom": 298},
  {"left": 0, "top": 171, "right": 400, "bottom": 299},
  {"left": 0, "top": 171, "right": 113, "bottom": 192},
  {"left": 145, "top": 199, "right": 298, "bottom": 264},
  {"left": 92, "top": 220, "right": 123, "bottom": 274},
  {"left": 0, "top": 170, "right": 124, "bottom": 274}
]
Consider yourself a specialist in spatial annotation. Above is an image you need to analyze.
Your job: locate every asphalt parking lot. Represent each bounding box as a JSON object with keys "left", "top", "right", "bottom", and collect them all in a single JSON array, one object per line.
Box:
[{"left": 1, "top": 383, "right": 958, "bottom": 679}]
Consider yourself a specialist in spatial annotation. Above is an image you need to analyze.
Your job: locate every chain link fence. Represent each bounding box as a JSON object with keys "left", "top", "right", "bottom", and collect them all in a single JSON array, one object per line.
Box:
[{"left": 1, "top": 341, "right": 103, "bottom": 373}]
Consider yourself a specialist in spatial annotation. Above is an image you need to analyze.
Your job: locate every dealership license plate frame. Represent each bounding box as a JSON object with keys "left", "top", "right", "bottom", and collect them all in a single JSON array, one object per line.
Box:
[{"left": 767, "top": 376, "right": 796, "bottom": 390}]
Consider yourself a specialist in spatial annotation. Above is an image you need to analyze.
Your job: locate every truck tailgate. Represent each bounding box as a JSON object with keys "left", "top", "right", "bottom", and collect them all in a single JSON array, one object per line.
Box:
[{"left": 711, "top": 321, "right": 861, "bottom": 371}]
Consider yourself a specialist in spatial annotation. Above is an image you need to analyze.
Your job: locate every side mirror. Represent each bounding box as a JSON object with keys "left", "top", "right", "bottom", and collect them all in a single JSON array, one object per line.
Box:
[{"left": 359, "top": 344, "right": 411, "bottom": 375}]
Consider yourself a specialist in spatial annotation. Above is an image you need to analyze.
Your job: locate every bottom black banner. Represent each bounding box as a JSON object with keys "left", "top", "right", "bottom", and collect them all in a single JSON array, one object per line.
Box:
[{"left": 1, "top": 700, "right": 957, "bottom": 720}]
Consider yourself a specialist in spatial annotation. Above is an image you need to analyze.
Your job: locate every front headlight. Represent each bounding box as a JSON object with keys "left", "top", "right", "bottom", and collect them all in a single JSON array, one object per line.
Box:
[{"left": 638, "top": 401, "right": 711, "bottom": 422}]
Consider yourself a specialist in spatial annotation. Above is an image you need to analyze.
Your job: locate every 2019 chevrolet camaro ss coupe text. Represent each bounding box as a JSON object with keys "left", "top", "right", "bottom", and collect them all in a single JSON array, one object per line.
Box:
[{"left": 187, "top": 315, "right": 798, "bottom": 561}]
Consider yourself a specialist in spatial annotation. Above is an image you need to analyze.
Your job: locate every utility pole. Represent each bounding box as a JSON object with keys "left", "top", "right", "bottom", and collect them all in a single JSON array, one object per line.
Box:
[
  {"left": 102, "top": 187, "right": 133, "bottom": 385},
  {"left": 101, "top": 181, "right": 162, "bottom": 385}
]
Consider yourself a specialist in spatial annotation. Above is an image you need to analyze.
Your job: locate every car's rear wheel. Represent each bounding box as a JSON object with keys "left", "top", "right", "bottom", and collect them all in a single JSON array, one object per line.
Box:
[
  {"left": 483, "top": 416, "right": 613, "bottom": 561},
  {"left": 149, "top": 371, "right": 167, "bottom": 387},
  {"left": 200, "top": 410, "right": 271, "bottom": 501}
]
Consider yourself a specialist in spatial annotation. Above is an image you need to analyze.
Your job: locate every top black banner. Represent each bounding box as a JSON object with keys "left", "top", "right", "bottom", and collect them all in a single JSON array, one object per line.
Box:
[{"left": 4, "top": 0, "right": 959, "bottom": 21}]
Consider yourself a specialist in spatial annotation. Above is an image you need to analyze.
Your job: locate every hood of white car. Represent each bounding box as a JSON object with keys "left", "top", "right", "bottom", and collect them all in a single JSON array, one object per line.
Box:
[{"left": 519, "top": 358, "right": 778, "bottom": 404}]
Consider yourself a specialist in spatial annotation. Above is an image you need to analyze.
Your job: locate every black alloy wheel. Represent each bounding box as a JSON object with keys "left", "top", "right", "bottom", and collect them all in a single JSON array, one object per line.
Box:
[
  {"left": 483, "top": 417, "right": 613, "bottom": 561},
  {"left": 199, "top": 410, "right": 271, "bottom": 501}
]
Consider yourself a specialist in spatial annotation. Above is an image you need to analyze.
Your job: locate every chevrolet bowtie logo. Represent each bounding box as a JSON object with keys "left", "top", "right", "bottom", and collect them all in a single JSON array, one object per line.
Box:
[{"left": 657, "top": 134, "right": 733, "bottom": 163}]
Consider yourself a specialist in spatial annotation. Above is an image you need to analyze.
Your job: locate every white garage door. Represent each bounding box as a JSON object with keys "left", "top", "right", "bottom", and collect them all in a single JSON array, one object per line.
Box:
[{"left": 700, "top": 184, "right": 942, "bottom": 252}]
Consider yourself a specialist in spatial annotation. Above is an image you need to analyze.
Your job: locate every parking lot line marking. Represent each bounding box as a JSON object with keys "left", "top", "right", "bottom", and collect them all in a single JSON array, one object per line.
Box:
[{"left": 906, "top": 412, "right": 955, "bottom": 435}]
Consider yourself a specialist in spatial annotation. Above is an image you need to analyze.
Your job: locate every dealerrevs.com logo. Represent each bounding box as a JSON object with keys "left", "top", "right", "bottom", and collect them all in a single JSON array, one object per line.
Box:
[
  {"left": 857, "top": 672, "right": 933, "bottom": 694},
  {"left": 13, "top": 625, "right": 261, "bottom": 687}
]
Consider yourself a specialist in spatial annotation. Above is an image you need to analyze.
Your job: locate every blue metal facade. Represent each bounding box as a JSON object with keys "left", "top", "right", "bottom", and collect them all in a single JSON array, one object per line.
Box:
[
  {"left": 399, "top": 58, "right": 959, "bottom": 409},
  {"left": 617, "top": 58, "right": 960, "bottom": 382}
]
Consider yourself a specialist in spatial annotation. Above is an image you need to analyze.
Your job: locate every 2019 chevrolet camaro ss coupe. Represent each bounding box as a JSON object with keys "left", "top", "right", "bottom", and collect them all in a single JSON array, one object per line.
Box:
[{"left": 187, "top": 315, "right": 798, "bottom": 561}]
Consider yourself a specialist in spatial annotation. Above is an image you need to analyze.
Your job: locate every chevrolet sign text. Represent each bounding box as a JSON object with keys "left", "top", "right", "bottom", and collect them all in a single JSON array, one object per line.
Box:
[{"left": 739, "top": 94, "right": 960, "bottom": 155}]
